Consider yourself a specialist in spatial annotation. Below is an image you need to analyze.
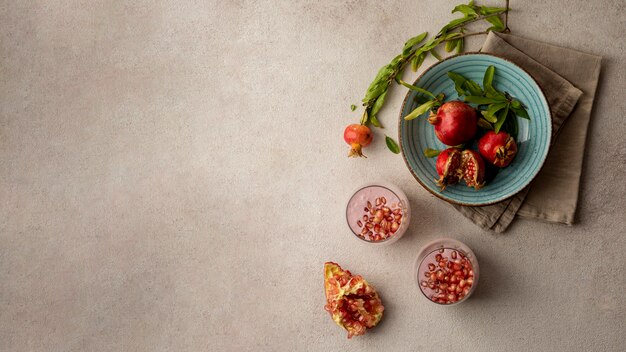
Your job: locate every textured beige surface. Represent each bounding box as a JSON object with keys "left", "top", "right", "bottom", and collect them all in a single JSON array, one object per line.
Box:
[{"left": 1, "top": 1, "right": 625, "bottom": 351}]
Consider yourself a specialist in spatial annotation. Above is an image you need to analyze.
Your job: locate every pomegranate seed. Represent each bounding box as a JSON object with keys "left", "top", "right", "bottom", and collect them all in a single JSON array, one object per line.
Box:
[
  {"left": 435, "top": 254, "right": 442, "bottom": 262},
  {"left": 438, "top": 261, "right": 446, "bottom": 268},
  {"left": 367, "top": 201, "right": 372, "bottom": 209},
  {"left": 362, "top": 215, "right": 368, "bottom": 222},
  {"left": 430, "top": 273, "right": 437, "bottom": 281},
  {"left": 448, "top": 284, "right": 457, "bottom": 292},
  {"left": 447, "top": 261, "right": 453, "bottom": 269},
  {"left": 424, "top": 272, "right": 430, "bottom": 278},
  {"left": 366, "top": 230, "right": 373, "bottom": 237},
  {"left": 381, "top": 197, "right": 386, "bottom": 204},
  {"left": 450, "top": 275, "right": 459, "bottom": 283},
  {"left": 428, "top": 263, "right": 436, "bottom": 271},
  {"left": 454, "top": 270, "right": 463, "bottom": 277},
  {"left": 453, "top": 263, "right": 462, "bottom": 271},
  {"left": 372, "top": 217, "right": 381, "bottom": 224},
  {"left": 393, "top": 208, "right": 401, "bottom": 215},
  {"left": 451, "top": 251, "right": 457, "bottom": 259},
  {"left": 386, "top": 216, "right": 393, "bottom": 222},
  {"left": 391, "top": 222, "right": 399, "bottom": 233},
  {"left": 428, "top": 283, "right": 435, "bottom": 289},
  {"left": 466, "top": 277, "right": 474, "bottom": 286},
  {"left": 447, "top": 293, "right": 457, "bottom": 302},
  {"left": 382, "top": 206, "right": 390, "bottom": 214},
  {"left": 375, "top": 210, "right": 383, "bottom": 219},
  {"left": 439, "top": 283, "right": 448, "bottom": 291},
  {"left": 436, "top": 271, "right": 444, "bottom": 281},
  {"left": 374, "top": 224, "right": 381, "bottom": 233},
  {"left": 394, "top": 214, "right": 402, "bottom": 221},
  {"left": 456, "top": 286, "right": 463, "bottom": 294},
  {"left": 370, "top": 208, "right": 375, "bottom": 215},
  {"left": 361, "top": 227, "right": 368, "bottom": 235},
  {"left": 443, "top": 276, "right": 450, "bottom": 282},
  {"left": 468, "top": 270, "right": 474, "bottom": 277},
  {"left": 373, "top": 234, "right": 381, "bottom": 241},
  {"left": 364, "top": 207, "right": 369, "bottom": 212},
  {"left": 375, "top": 198, "right": 381, "bottom": 206},
  {"left": 459, "top": 279, "right": 466, "bottom": 288},
  {"left": 421, "top": 280, "right": 428, "bottom": 287},
  {"left": 438, "top": 248, "right": 445, "bottom": 253},
  {"left": 463, "top": 287, "right": 470, "bottom": 295},
  {"left": 365, "top": 222, "right": 373, "bottom": 229}
]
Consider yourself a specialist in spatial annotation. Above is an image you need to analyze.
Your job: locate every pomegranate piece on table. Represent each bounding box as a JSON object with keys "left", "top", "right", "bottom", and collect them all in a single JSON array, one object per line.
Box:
[
  {"left": 343, "top": 124, "right": 373, "bottom": 158},
  {"left": 478, "top": 131, "right": 518, "bottom": 168},
  {"left": 324, "top": 262, "right": 384, "bottom": 338},
  {"left": 428, "top": 101, "right": 477, "bottom": 146}
]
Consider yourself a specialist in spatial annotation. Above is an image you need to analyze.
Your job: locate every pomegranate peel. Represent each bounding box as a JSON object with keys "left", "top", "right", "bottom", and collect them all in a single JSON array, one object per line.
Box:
[{"left": 323, "top": 262, "right": 384, "bottom": 338}]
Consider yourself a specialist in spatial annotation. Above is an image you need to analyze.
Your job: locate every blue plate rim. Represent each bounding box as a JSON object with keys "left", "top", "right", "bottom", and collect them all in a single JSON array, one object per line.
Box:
[{"left": 397, "top": 52, "right": 553, "bottom": 207}]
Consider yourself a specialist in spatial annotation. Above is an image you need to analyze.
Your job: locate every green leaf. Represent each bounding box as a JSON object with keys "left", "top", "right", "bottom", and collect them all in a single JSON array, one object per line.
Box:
[
  {"left": 478, "top": 6, "right": 506, "bottom": 15},
  {"left": 494, "top": 104, "right": 509, "bottom": 133},
  {"left": 402, "top": 32, "right": 428, "bottom": 55},
  {"left": 363, "top": 81, "right": 388, "bottom": 102},
  {"left": 439, "top": 16, "right": 473, "bottom": 36},
  {"left": 511, "top": 105, "right": 530, "bottom": 120},
  {"left": 396, "top": 78, "right": 437, "bottom": 99},
  {"left": 455, "top": 37, "right": 464, "bottom": 53},
  {"left": 511, "top": 100, "right": 521, "bottom": 109},
  {"left": 423, "top": 148, "right": 441, "bottom": 158},
  {"left": 370, "top": 90, "right": 387, "bottom": 117},
  {"left": 452, "top": 4, "right": 477, "bottom": 16},
  {"left": 385, "top": 136, "right": 400, "bottom": 154},
  {"left": 445, "top": 39, "right": 457, "bottom": 52},
  {"left": 350, "top": 104, "right": 357, "bottom": 111},
  {"left": 483, "top": 65, "right": 495, "bottom": 90},
  {"left": 404, "top": 100, "right": 436, "bottom": 120},
  {"left": 487, "top": 102, "right": 507, "bottom": 118},
  {"left": 411, "top": 53, "right": 426, "bottom": 72},
  {"left": 430, "top": 48, "right": 443, "bottom": 61},
  {"left": 481, "top": 110, "right": 497, "bottom": 123},
  {"left": 485, "top": 15, "right": 505, "bottom": 31},
  {"left": 447, "top": 71, "right": 468, "bottom": 96},
  {"left": 464, "top": 80, "right": 484, "bottom": 96},
  {"left": 464, "top": 96, "right": 503, "bottom": 105},
  {"left": 370, "top": 114, "right": 383, "bottom": 128}
]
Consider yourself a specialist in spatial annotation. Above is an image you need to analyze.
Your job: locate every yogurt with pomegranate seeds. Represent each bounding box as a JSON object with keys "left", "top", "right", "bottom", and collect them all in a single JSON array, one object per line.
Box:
[
  {"left": 346, "top": 183, "right": 410, "bottom": 244},
  {"left": 415, "top": 239, "right": 479, "bottom": 305}
]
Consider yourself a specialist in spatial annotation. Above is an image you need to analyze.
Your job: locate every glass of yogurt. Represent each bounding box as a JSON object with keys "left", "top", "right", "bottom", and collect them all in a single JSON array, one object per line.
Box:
[{"left": 345, "top": 182, "right": 410, "bottom": 245}]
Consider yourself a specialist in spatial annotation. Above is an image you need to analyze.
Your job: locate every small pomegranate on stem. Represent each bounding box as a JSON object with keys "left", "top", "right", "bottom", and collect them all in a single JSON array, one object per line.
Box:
[
  {"left": 428, "top": 101, "right": 477, "bottom": 146},
  {"left": 344, "top": 124, "right": 373, "bottom": 158},
  {"left": 478, "top": 131, "right": 518, "bottom": 167}
]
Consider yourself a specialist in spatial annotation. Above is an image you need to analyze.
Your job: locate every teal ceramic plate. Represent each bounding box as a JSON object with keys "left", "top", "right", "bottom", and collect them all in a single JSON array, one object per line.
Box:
[{"left": 399, "top": 53, "right": 551, "bottom": 206}]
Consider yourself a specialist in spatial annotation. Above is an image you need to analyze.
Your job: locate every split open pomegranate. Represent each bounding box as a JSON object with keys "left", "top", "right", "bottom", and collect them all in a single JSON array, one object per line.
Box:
[
  {"left": 435, "top": 148, "right": 485, "bottom": 190},
  {"left": 324, "top": 262, "right": 384, "bottom": 338}
]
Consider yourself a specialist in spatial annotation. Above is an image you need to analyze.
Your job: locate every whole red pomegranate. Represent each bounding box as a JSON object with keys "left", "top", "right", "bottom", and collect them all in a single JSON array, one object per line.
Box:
[
  {"left": 478, "top": 131, "right": 518, "bottom": 167},
  {"left": 435, "top": 148, "right": 485, "bottom": 190},
  {"left": 429, "top": 101, "right": 477, "bottom": 146},
  {"left": 344, "top": 124, "right": 373, "bottom": 158}
]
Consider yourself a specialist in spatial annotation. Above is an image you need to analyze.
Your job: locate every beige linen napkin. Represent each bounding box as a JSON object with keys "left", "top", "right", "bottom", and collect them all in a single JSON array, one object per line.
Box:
[{"left": 453, "top": 32, "right": 602, "bottom": 232}]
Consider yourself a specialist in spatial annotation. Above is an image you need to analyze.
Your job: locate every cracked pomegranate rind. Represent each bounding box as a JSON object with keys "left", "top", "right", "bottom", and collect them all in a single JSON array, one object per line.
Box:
[{"left": 323, "top": 262, "right": 384, "bottom": 338}]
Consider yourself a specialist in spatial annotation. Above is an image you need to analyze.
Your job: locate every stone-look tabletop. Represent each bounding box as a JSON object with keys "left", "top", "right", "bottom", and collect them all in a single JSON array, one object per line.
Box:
[{"left": 1, "top": 1, "right": 624, "bottom": 351}]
